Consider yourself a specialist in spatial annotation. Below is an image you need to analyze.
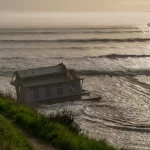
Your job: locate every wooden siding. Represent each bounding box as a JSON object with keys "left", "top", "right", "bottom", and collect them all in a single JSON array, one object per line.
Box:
[{"left": 24, "top": 80, "right": 81, "bottom": 102}]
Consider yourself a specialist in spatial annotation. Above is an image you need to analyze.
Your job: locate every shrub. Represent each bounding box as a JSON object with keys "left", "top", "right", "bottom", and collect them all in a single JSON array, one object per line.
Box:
[
  {"left": 0, "top": 89, "right": 15, "bottom": 101},
  {"left": 49, "top": 110, "right": 81, "bottom": 133},
  {"left": 0, "top": 98, "right": 116, "bottom": 150}
]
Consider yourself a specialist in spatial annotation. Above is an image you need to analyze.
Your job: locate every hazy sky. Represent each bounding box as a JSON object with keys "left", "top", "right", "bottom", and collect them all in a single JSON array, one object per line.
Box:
[
  {"left": 0, "top": 0, "right": 150, "bottom": 12},
  {"left": 0, "top": 12, "right": 149, "bottom": 28},
  {"left": 0, "top": 1, "right": 150, "bottom": 27}
]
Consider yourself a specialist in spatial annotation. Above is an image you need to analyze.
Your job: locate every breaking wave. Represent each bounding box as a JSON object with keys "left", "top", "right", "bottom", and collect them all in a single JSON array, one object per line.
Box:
[
  {"left": 0, "top": 30, "right": 146, "bottom": 35},
  {"left": 95, "top": 54, "right": 150, "bottom": 59},
  {"left": 77, "top": 69, "right": 150, "bottom": 77},
  {"left": 52, "top": 54, "right": 150, "bottom": 59},
  {"left": 1, "top": 67, "right": 150, "bottom": 77},
  {"left": 1, "top": 38, "right": 150, "bottom": 43},
  {"left": 0, "top": 47, "right": 90, "bottom": 51}
]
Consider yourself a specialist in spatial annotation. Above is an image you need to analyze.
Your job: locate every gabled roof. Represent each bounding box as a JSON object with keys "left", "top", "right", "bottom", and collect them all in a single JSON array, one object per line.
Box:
[
  {"left": 22, "top": 76, "right": 69, "bottom": 87},
  {"left": 10, "top": 63, "right": 81, "bottom": 87},
  {"left": 16, "top": 63, "right": 66, "bottom": 79}
]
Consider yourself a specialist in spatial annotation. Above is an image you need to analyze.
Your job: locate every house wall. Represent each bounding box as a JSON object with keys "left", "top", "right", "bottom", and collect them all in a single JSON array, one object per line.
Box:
[
  {"left": 19, "top": 86, "right": 26, "bottom": 102},
  {"left": 24, "top": 80, "right": 81, "bottom": 102}
]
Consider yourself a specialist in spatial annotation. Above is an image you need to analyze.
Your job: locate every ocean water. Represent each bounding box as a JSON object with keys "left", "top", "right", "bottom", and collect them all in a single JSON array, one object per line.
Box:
[{"left": 1, "top": 26, "right": 150, "bottom": 149}]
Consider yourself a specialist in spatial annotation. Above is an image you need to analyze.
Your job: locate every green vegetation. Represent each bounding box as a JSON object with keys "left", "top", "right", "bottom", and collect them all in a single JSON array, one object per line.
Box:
[
  {"left": 0, "top": 114, "right": 33, "bottom": 150},
  {"left": 49, "top": 110, "right": 81, "bottom": 133},
  {"left": 0, "top": 97, "right": 116, "bottom": 150}
]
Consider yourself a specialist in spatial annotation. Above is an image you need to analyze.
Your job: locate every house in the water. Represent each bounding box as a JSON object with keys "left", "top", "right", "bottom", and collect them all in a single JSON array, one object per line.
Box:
[{"left": 10, "top": 63, "right": 83, "bottom": 103}]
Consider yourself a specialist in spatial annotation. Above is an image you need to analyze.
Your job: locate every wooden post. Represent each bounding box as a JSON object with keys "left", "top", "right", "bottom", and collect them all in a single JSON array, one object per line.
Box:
[
  {"left": 80, "top": 78, "right": 84, "bottom": 89},
  {"left": 15, "top": 86, "right": 20, "bottom": 102}
]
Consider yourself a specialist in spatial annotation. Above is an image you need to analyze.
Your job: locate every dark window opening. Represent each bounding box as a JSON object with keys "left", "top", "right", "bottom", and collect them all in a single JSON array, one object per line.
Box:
[
  {"left": 58, "top": 86, "right": 63, "bottom": 96},
  {"left": 46, "top": 86, "right": 51, "bottom": 97},
  {"left": 69, "top": 84, "right": 75, "bottom": 93},
  {"left": 33, "top": 88, "right": 39, "bottom": 99}
]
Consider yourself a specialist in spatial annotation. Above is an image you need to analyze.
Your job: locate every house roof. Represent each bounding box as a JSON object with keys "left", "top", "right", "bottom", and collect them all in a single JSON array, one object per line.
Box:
[
  {"left": 22, "top": 76, "right": 70, "bottom": 87},
  {"left": 16, "top": 63, "right": 67, "bottom": 79},
  {"left": 10, "top": 63, "right": 81, "bottom": 87}
]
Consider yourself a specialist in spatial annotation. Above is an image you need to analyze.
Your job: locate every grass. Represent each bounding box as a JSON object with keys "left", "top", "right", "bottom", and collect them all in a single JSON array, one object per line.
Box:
[
  {"left": 0, "top": 114, "right": 33, "bottom": 150},
  {"left": 49, "top": 110, "right": 81, "bottom": 133},
  {"left": 0, "top": 97, "right": 116, "bottom": 150}
]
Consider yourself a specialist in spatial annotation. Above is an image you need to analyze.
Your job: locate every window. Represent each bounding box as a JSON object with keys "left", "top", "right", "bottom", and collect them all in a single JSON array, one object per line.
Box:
[
  {"left": 46, "top": 86, "right": 51, "bottom": 97},
  {"left": 69, "top": 84, "right": 75, "bottom": 93},
  {"left": 58, "top": 86, "right": 63, "bottom": 96},
  {"left": 33, "top": 88, "right": 39, "bottom": 99}
]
